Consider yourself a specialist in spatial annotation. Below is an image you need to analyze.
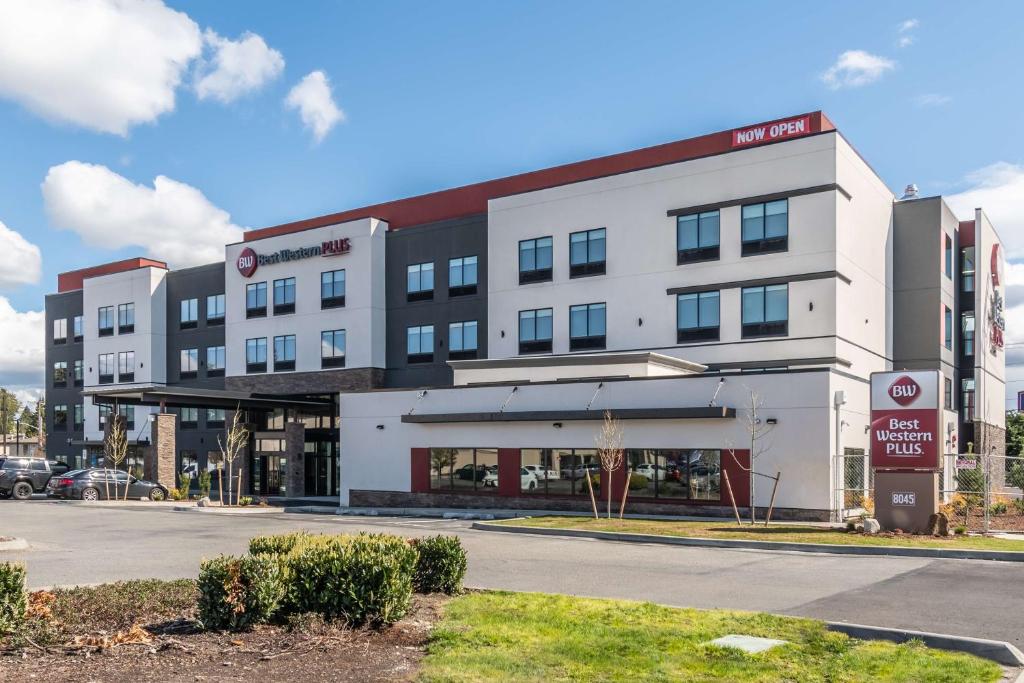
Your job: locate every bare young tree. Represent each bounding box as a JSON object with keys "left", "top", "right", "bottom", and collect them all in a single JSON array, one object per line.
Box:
[
  {"left": 104, "top": 416, "right": 129, "bottom": 501},
  {"left": 217, "top": 407, "right": 249, "bottom": 506},
  {"left": 727, "top": 387, "right": 776, "bottom": 525},
  {"left": 431, "top": 448, "right": 458, "bottom": 489},
  {"left": 595, "top": 410, "right": 624, "bottom": 519}
]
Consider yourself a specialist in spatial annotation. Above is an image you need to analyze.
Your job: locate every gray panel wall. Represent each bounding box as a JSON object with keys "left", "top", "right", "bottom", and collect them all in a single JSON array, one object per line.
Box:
[
  {"left": 385, "top": 214, "right": 488, "bottom": 388},
  {"left": 43, "top": 291, "right": 84, "bottom": 463}
]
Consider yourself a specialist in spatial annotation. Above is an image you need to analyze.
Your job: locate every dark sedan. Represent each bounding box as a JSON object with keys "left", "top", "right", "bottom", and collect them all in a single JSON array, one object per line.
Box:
[{"left": 47, "top": 468, "right": 168, "bottom": 501}]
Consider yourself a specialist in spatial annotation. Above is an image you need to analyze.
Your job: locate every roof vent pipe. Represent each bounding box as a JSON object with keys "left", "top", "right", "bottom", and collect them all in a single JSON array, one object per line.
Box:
[{"left": 899, "top": 183, "right": 919, "bottom": 200}]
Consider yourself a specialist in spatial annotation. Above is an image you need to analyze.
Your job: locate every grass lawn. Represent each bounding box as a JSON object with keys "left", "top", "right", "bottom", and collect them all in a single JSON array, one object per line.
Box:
[
  {"left": 420, "top": 592, "right": 1002, "bottom": 682},
  {"left": 494, "top": 516, "right": 1024, "bottom": 552}
]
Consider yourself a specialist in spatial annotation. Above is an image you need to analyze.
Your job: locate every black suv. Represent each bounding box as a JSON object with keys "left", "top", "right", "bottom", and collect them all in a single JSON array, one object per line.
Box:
[{"left": 0, "top": 458, "right": 53, "bottom": 500}]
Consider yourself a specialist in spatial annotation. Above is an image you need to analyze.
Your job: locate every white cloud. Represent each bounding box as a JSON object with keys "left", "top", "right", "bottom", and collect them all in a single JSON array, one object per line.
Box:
[
  {"left": 898, "top": 36, "right": 915, "bottom": 48},
  {"left": 0, "top": 297, "right": 44, "bottom": 392},
  {"left": 41, "top": 161, "right": 245, "bottom": 268},
  {"left": 0, "top": 222, "right": 41, "bottom": 290},
  {"left": 946, "top": 163, "right": 1024, "bottom": 259},
  {"left": 285, "top": 70, "right": 344, "bottom": 143},
  {"left": 0, "top": 0, "right": 202, "bottom": 136},
  {"left": 897, "top": 19, "right": 918, "bottom": 48},
  {"left": 195, "top": 29, "right": 284, "bottom": 104},
  {"left": 821, "top": 50, "right": 896, "bottom": 89},
  {"left": 898, "top": 19, "right": 919, "bottom": 33},
  {"left": 914, "top": 93, "right": 951, "bottom": 107}
]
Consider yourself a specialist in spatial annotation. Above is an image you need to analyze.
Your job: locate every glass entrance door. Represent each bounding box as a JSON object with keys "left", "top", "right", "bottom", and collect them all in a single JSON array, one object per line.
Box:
[{"left": 251, "top": 454, "right": 286, "bottom": 496}]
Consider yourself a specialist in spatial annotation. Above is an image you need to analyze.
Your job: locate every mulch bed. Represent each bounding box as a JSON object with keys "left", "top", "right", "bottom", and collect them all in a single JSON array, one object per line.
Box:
[{"left": 964, "top": 509, "right": 1024, "bottom": 533}]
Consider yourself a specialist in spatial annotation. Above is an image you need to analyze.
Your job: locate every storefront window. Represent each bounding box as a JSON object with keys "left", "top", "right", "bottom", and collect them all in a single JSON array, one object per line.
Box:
[
  {"left": 430, "top": 448, "right": 498, "bottom": 492},
  {"left": 624, "top": 449, "right": 720, "bottom": 501}
]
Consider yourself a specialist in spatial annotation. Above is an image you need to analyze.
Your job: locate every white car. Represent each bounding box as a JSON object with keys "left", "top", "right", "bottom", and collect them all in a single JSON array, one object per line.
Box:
[
  {"left": 483, "top": 467, "right": 538, "bottom": 490},
  {"left": 523, "top": 465, "right": 557, "bottom": 480},
  {"left": 563, "top": 463, "right": 600, "bottom": 480},
  {"left": 633, "top": 463, "right": 668, "bottom": 481}
]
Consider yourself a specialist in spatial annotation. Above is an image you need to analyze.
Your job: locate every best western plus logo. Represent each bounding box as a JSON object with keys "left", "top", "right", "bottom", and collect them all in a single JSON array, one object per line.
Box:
[
  {"left": 887, "top": 375, "right": 921, "bottom": 407},
  {"left": 236, "top": 238, "right": 352, "bottom": 278},
  {"left": 237, "top": 247, "right": 258, "bottom": 278}
]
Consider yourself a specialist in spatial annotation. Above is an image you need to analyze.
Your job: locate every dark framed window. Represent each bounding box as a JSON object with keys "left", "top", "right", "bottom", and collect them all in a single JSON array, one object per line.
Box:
[
  {"left": 741, "top": 284, "right": 788, "bottom": 337},
  {"left": 321, "top": 270, "right": 346, "bottom": 309},
  {"left": 519, "top": 308, "right": 553, "bottom": 354},
  {"left": 677, "top": 211, "right": 720, "bottom": 264},
  {"left": 206, "top": 409, "right": 226, "bottom": 429},
  {"left": 407, "top": 325, "right": 434, "bottom": 363},
  {"left": 944, "top": 305, "right": 953, "bottom": 351},
  {"left": 449, "top": 256, "right": 478, "bottom": 296},
  {"left": 962, "top": 311, "right": 975, "bottom": 356},
  {"left": 206, "top": 294, "right": 225, "bottom": 325},
  {"left": 53, "top": 404, "right": 67, "bottom": 430},
  {"left": 448, "top": 321, "right": 478, "bottom": 359},
  {"left": 273, "top": 334, "right": 296, "bottom": 371},
  {"left": 407, "top": 263, "right": 434, "bottom": 302},
  {"left": 962, "top": 378, "right": 975, "bottom": 421},
  {"left": 246, "top": 337, "right": 267, "bottom": 373},
  {"left": 73, "top": 315, "right": 83, "bottom": 342},
  {"left": 625, "top": 449, "right": 721, "bottom": 501},
  {"left": 180, "top": 298, "right": 198, "bottom": 329},
  {"left": 98, "top": 404, "right": 112, "bottom": 430},
  {"left": 569, "top": 302, "right": 606, "bottom": 351},
  {"left": 246, "top": 282, "right": 267, "bottom": 318},
  {"left": 118, "top": 350, "right": 135, "bottom": 383},
  {"left": 569, "top": 228, "right": 606, "bottom": 277},
  {"left": 117, "top": 404, "right": 135, "bottom": 431},
  {"left": 98, "top": 306, "right": 114, "bottom": 336},
  {"left": 741, "top": 199, "right": 788, "bottom": 255},
  {"left": 53, "top": 318, "right": 67, "bottom": 344},
  {"left": 180, "top": 407, "right": 198, "bottom": 429},
  {"left": 273, "top": 277, "right": 296, "bottom": 315},
  {"left": 73, "top": 359, "right": 83, "bottom": 387},
  {"left": 944, "top": 377, "right": 953, "bottom": 411},
  {"left": 73, "top": 404, "right": 84, "bottom": 431},
  {"left": 677, "top": 291, "right": 720, "bottom": 342},
  {"left": 98, "top": 353, "right": 115, "bottom": 384},
  {"left": 179, "top": 348, "right": 198, "bottom": 379},
  {"left": 518, "top": 448, "right": 599, "bottom": 497},
  {"left": 321, "top": 329, "right": 346, "bottom": 368},
  {"left": 430, "top": 447, "right": 499, "bottom": 492},
  {"left": 944, "top": 234, "right": 953, "bottom": 278},
  {"left": 206, "top": 346, "right": 225, "bottom": 377},
  {"left": 961, "top": 247, "right": 975, "bottom": 292},
  {"left": 519, "top": 236, "right": 553, "bottom": 284},
  {"left": 53, "top": 361, "right": 67, "bottom": 387},
  {"left": 118, "top": 303, "right": 135, "bottom": 334}
]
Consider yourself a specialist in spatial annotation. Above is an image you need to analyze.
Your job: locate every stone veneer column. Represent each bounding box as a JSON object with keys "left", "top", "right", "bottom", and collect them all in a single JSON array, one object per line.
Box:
[
  {"left": 147, "top": 413, "right": 177, "bottom": 489},
  {"left": 285, "top": 421, "right": 306, "bottom": 498}
]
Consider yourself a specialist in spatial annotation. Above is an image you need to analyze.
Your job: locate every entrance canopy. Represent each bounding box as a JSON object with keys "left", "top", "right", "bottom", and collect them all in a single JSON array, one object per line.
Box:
[{"left": 82, "top": 385, "right": 334, "bottom": 411}]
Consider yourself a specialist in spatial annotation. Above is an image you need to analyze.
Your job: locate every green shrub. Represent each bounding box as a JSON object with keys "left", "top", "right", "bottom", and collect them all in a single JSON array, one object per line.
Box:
[
  {"left": 170, "top": 474, "right": 191, "bottom": 501},
  {"left": 249, "top": 531, "right": 311, "bottom": 557},
  {"left": 954, "top": 525, "right": 968, "bottom": 535},
  {"left": 197, "top": 554, "right": 284, "bottom": 631},
  {"left": 1007, "top": 461, "right": 1024, "bottom": 490},
  {"left": 238, "top": 496, "right": 253, "bottom": 507},
  {"left": 628, "top": 473, "right": 649, "bottom": 491},
  {"left": 198, "top": 470, "right": 212, "bottom": 498},
  {"left": 412, "top": 535, "right": 467, "bottom": 594},
  {"left": 989, "top": 500, "right": 1009, "bottom": 516},
  {"left": 1014, "top": 498, "right": 1024, "bottom": 515},
  {"left": 0, "top": 562, "right": 27, "bottom": 636}
]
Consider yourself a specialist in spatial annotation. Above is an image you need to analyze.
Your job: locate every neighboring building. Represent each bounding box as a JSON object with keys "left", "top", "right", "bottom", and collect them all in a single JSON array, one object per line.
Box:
[
  {"left": 0, "top": 436, "right": 42, "bottom": 459},
  {"left": 43, "top": 111, "right": 1006, "bottom": 518}
]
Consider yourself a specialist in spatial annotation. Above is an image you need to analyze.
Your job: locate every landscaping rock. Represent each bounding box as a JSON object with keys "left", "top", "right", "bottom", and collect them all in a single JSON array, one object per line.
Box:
[
  {"left": 863, "top": 518, "right": 881, "bottom": 534},
  {"left": 197, "top": 497, "right": 212, "bottom": 508},
  {"left": 708, "top": 634, "right": 788, "bottom": 654}
]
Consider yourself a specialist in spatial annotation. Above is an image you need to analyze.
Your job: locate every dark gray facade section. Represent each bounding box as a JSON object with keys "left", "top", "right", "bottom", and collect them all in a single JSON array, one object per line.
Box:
[
  {"left": 384, "top": 214, "right": 488, "bottom": 388},
  {"left": 44, "top": 290, "right": 84, "bottom": 464}
]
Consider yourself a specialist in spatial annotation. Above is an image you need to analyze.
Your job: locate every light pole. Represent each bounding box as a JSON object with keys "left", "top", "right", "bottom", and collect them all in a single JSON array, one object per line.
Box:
[{"left": 14, "top": 418, "right": 21, "bottom": 457}]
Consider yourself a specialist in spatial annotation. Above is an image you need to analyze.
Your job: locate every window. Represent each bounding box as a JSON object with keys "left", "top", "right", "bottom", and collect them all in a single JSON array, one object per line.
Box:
[
  {"left": 944, "top": 305, "right": 953, "bottom": 350},
  {"left": 519, "top": 308, "right": 553, "bottom": 354},
  {"left": 180, "top": 298, "right": 198, "bottom": 329},
  {"left": 407, "top": 325, "right": 434, "bottom": 363},
  {"left": 273, "top": 335, "right": 296, "bottom": 371},
  {"left": 625, "top": 449, "right": 721, "bottom": 501},
  {"left": 676, "top": 211, "right": 720, "bottom": 264},
  {"left": 962, "top": 378, "right": 975, "bottom": 422},
  {"left": 569, "top": 228, "right": 606, "bottom": 277},
  {"left": 73, "top": 315, "right": 83, "bottom": 342},
  {"left": 741, "top": 199, "right": 788, "bottom": 255},
  {"left": 98, "top": 306, "right": 114, "bottom": 336},
  {"left": 273, "top": 277, "right": 296, "bottom": 315},
  {"left": 206, "top": 294, "right": 225, "bottom": 324},
  {"left": 206, "top": 409, "right": 226, "bottom": 428},
  {"left": 53, "top": 404, "right": 67, "bottom": 430},
  {"left": 962, "top": 247, "right": 975, "bottom": 292},
  {"left": 944, "top": 377, "right": 953, "bottom": 411},
  {"left": 246, "top": 338, "right": 267, "bottom": 373},
  {"left": 448, "top": 256, "right": 478, "bottom": 296},
  {"left": 117, "top": 404, "right": 135, "bottom": 431},
  {"left": 962, "top": 311, "right": 975, "bottom": 356},
  {"left": 53, "top": 361, "right": 67, "bottom": 387},
  {"left": 246, "top": 282, "right": 267, "bottom": 318},
  {"left": 448, "top": 321, "right": 478, "bottom": 359},
  {"left": 741, "top": 284, "right": 788, "bottom": 337},
  {"left": 518, "top": 448, "right": 599, "bottom": 496},
  {"left": 430, "top": 448, "right": 498, "bottom": 492},
  {"left": 180, "top": 407, "right": 198, "bottom": 429},
  {"left": 206, "top": 346, "right": 225, "bottom": 377},
  {"left": 321, "top": 329, "right": 346, "bottom": 368},
  {"left": 569, "top": 303, "right": 606, "bottom": 351},
  {"left": 321, "top": 270, "right": 346, "bottom": 309},
  {"left": 73, "top": 360, "right": 83, "bottom": 387},
  {"left": 118, "top": 303, "right": 134, "bottom": 334},
  {"left": 98, "top": 353, "right": 115, "bottom": 384},
  {"left": 944, "top": 234, "right": 953, "bottom": 278},
  {"left": 73, "top": 404, "right": 84, "bottom": 431},
  {"left": 98, "top": 404, "right": 112, "bottom": 429},
  {"left": 118, "top": 351, "right": 135, "bottom": 382},
  {"left": 179, "top": 348, "right": 198, "bottom": 379},
  {"left": 407, "top": 263, "right": 434, "bottom": 302},
  {"left": 519, "top": 237, "right": 553, "bottom": 284},
  {"left": 179, "top": 450, "right": 198, "bottom": 477},
  {"left": 677, "top": 291, "right": 720, "bottom": 342},
  {"left": 53, "top": 318, "right": 67, "bottom": 344}
]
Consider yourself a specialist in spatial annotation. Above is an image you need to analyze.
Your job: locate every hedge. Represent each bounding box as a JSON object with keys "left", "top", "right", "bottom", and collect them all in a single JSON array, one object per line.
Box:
[
  {"left": 0, "top": 562, "right": 26, "bottom": 636},
  {"left": 412, "top": 535, "right": 467, "bottom": 594},
  {"left": 197, "top": 554, "right": 285, "bottom": 631}
]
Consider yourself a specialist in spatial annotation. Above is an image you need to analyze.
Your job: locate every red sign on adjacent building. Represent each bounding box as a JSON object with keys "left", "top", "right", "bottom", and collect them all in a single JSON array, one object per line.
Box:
[
  {"left": 731, "top": 115, "right": 813, "bottom": 148},
  {"left": 870, "top": 371, "right": 941, "bottom": 470},
  {"left": 236, "top": 247, "right": 258, "bottom": 278}
]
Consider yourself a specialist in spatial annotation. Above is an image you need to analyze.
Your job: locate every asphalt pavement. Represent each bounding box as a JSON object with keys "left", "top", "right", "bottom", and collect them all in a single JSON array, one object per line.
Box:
[{"left": 2, "top": 501, "right": 1021, "bottom": 646}]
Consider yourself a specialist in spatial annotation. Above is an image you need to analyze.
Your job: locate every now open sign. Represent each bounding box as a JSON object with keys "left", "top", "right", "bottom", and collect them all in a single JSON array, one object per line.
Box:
[
  {"left": 870, "top": 371, "right": 942, "bottom": 470},
  {"left": 731, "top": 115, "right": 813, "bottom": 148}
]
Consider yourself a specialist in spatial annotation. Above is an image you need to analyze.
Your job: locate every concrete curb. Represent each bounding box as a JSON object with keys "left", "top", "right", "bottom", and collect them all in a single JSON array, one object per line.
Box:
[
  {"left": 471, "top": 522, "right": 1024, "bottom": 563},
  {"left": 172, "top": 505, "right": 280, "bottom": 515},
  {"left": 0, "top": 538, "right": 29, "bottom": 551},
  {"left": 824, "top": 621, "right": 1024, "bottom": 667}
]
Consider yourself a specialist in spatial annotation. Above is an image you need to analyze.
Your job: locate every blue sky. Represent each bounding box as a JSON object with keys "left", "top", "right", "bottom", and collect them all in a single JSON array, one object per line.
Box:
[{"left": 0, "top": 1, "right": 1022, "bottom": 404}]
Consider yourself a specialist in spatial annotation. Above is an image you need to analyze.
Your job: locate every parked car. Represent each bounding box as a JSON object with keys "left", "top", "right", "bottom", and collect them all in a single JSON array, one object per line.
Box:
[
  {"left": 563, "top": 463, "right": 600, "bottom": 479},
  {"left": 47, "top": 468, "right": 168, "bottom": 501},
  {"left": 47, "top": 460, "right": 71, "bottom": 476},
  {"left": 523, "top": 465, "right": 557, "bottom": 480},
  {"left": 483, "top": 467, "right": 538, "bottom": 490},
  {"left": 0, "top": 457, "right": 53, "bottom": 500},
  {"left": 633, "top": 463, "right": 668, "bottom": 481},
  {"left": 454, "top": 464, "right": 489, "bottom": 482}
]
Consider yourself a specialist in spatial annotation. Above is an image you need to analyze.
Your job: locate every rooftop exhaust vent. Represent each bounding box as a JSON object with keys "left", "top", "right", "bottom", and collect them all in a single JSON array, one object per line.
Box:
[{"left": 899, "top": 183, "right": 919, "bottom": 200}]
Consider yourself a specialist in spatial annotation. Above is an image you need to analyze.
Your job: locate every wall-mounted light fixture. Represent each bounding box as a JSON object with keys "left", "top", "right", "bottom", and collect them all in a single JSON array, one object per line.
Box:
[
  {"left": 552, "top": 422, "right": 562, "bottom": 429},
  {"left": 638, "top": 317, "right": 643, "bottom": 327},
  {"left": 376, "top": 424, "right": 385, "bottom": 431},
  {"left": 500, "top": 330, "right": 505, "bottom": 338},
  {"left": 766, "top": 417, "right": 778, "bottom": 425}
]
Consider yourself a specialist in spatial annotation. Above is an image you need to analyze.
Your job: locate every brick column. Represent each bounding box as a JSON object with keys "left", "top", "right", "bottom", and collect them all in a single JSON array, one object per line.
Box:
[
  {"left": 147, "top": 413, "right": 177, "bottom": 489},
  {"left": 497, "top": 448, "right": 521, "bottom": 496},
  {"left": 285, "top": 421, "right": 306, "bottom": 498}
]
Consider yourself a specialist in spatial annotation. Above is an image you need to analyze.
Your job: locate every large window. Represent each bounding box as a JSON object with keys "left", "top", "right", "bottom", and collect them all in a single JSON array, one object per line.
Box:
[
  {"left": 962, "top": 311, "right": 975, "bottom": 356},
  {"left": 53, "top": 404, "right": 67, "bottom": 430},
  {"left": 118, "top": 303, "right": 134, "bottom": 334},
  {"left": 569, "top": 302, "right": 606, "bottom": 351},
  {"left": 180, "top": 407, "right": 198, "bottom": 429},
  {"left": 73, "top": 315, "right": 83, "bottom": 342},
  {"left": 98, "top": 306, "right": 114, "bottom": 336},
  {"left": 626, "top": 449, "right": 721, "bottom": 501},
  {"left": 944, "top": 234, "right": 953, "bottom": 278},
  {"left": 430, "top": 448, "right": 499, "bottom": 492},
  {"left": 246, "top": 337, "right": 267, "bottom": 373},
  {"left": 519, "top": 236, "right": 553, "bottom": 284},
  {"left": 180, "top": 298, "right": 198, "bottom": 329},
  {"left": 273, "top": 277, "right": 296, "bottom": 315},
  {"left": 53, "top": 318, "right": 67, "bottom": 344},
  {"left": 98, "top": 353, "right": 115, "bottom": 384},
  {"left": 944, "top": 305, "right": 953, "bottom": 351},
  {"left": 741, "top": 284, "right": 788, "bottom": 338},
  {"left": 449, "top": 256, "right": 478, "bottom": 297},
  {"left": 73, "top": 359, "right": 83, "bottom": 387},
  {"left": 448, "top": 321, "right": 478, "bottom": 359},
  {"left": 53, "top": 361, "right": 67, "bottom": 387},
  {"left": 677, "top": 291, "right": 720, "bottom": 342},
  {"left": 569, "top": 228, "right": 606, "bottom": 278},
  {"left": 520, "top": 448, "right": 599, "bottom": 496},
  {"left": 321, "top": 270, "right": 346, "bottom": 309},
  {"left": 407, "top": 325, "right": 434, "bottom": 363},
  {"left": 741, "top": 199, "right": 788, "bottom": 255},
  {"left": 118, "top": 351, "right": 135, "bottom": 382},
  {"left": 321, "top": 329, "right": 346, "bottom": 368},
  {"left": 207, "top": 294, "right": 225, "bottom": 324},
  {"left": 407, "top": 262, "right": 434, "bottom": 302},
  {"left": 677, "top": 211, "right": 720, "bottom": 264},
  {"left": 961, "top": 247, "right": 975, "bottom": 292},
  {"left": 179, "top": 348, "right": 198, "bottom": 379},
  {"left": 207, "top": 346, "right": 225, "bottom": 377},
  {"left": 246, "top": 282, "right": 267, "bottom": 318},
  {"left": 117, "top": 404, "right": 135, "bottom": 431},
  {"left": 73, "top": 404, "right": 83, "bottom": 431},
  {"left": 273, "top": 334, "right": 296, "bottom": 371},
  {"left": 206, "top": 409, "right": 226, "bottom": 429},
  {"left": 944, "top": 376, "right": 953, "bottom": 411},
  {"left": 519, "top": 308, "right": 553, "bottom": 354},
  {"left": 962, "top": 378, "right": 975, "bottom": 422}
]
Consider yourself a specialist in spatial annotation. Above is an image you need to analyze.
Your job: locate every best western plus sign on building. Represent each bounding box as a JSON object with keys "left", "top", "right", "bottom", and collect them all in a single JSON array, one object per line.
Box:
[{"left": 870, "top": 371, "right": 942, "bottom": 470}]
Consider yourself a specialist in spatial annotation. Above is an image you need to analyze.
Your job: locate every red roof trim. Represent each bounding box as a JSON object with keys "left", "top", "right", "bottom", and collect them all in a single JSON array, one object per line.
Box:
[
  {"left": 57, "top": 257, "right": 168, "bottom": 293},
  {"left": 246, "top": 111, "right": 834, "bottom": 242}
]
